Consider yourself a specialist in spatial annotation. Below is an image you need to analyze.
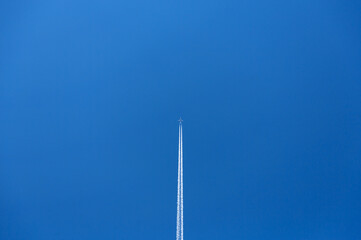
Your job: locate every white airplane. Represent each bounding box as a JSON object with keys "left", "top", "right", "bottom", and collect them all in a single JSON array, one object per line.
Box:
[{"left": 178, "top": 117, "right": 183, "bottom": 123}]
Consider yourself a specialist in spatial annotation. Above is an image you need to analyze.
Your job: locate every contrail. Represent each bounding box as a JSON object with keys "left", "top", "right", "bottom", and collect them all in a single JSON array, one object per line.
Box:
[
  {"left": 180, "top": 123, "right": 183, "bottom": 240},
  {"left": 176, "top": 123, "right": 181, "bottom": 240},
  {"left": 176, "top": 119, "right": 183, "bottom": 240}
]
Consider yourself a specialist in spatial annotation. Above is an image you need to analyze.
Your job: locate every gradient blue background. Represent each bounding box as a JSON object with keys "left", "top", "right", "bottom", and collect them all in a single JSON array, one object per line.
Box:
[{"left": 1, "top": 1, "right": 361, "bottom": 239}]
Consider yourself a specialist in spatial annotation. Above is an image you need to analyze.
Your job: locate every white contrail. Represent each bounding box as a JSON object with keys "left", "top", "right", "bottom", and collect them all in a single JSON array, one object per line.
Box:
[
  {"left": 176, "top": 124, "right": 181, "bottom": 240},
  {"left": 176, "top": 121, "right": 183, "bottom": 240},
  {"left": 180, "top": 123, "right": 183, "bottom": 240}
]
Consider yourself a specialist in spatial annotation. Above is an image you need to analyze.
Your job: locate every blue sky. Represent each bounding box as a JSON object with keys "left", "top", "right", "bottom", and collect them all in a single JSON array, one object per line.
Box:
[{"left": 1, "top": 1, "right": 361, "bottom": 239}]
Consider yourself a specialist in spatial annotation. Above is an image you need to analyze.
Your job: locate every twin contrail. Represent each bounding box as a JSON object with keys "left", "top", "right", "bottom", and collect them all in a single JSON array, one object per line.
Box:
[{"left": 176, "top": 119, "right": 183, "bottom": 240}]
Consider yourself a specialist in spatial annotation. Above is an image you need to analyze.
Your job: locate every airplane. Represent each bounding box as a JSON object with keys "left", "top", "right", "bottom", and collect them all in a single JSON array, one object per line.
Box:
[{"left": 178, "top": 117, "right": 183, "bottom": 123}]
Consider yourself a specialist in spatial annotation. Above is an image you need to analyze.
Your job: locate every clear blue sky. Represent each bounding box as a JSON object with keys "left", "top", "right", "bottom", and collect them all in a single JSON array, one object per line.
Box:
[{"left": 1, "top": 1, "right": 360, "bottom": 239}]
